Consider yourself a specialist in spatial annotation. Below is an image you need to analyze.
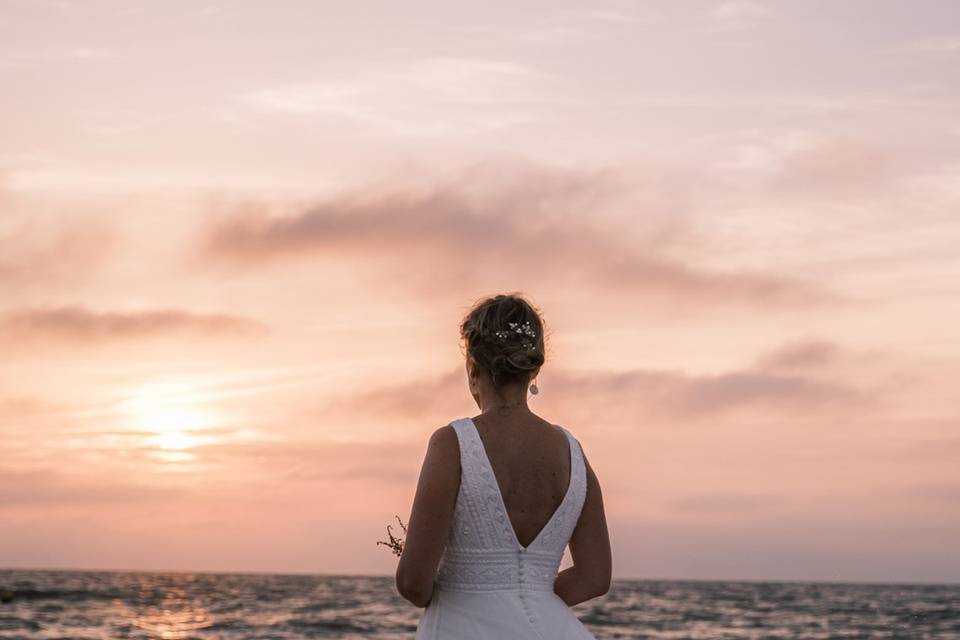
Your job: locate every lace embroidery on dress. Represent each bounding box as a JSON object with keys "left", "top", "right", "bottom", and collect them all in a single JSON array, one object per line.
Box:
[{"left": 434, "top": 417, "right": 588, "bottom": 592}]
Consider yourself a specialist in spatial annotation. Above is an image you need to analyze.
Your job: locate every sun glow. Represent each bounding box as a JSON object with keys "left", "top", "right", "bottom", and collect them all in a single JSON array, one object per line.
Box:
[{"left": 120, "top": 380, "right": 220, "bottom": 455}]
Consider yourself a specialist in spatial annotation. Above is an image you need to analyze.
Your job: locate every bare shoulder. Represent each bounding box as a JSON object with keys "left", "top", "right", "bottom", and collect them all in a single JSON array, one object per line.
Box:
[
  {"left": 424, "top": 424, "right": 460, "bottom": 469},
  {"left": 428, "top": 423, "right": 458, "bottom": 450},
  {"left": 412, "top": 424, "right": 461, "bottom": 494}
]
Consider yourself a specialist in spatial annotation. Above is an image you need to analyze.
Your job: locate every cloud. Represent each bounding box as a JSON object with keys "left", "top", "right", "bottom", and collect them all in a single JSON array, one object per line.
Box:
[
  {"left": 193, "top": 166, "right": 850, "bottom": 310},
  {"left": 771, "top": 136, "right": 904, "bottom": 198},
  {"left": 0, "top": 305, "right": 268, "bottom": 348},
  {"left": 0, "top": 394, "right": 67, "bottom": 419},
  {"left": 617, "top": 91, "right": 960, "bottom": 119},
  {"left": 667, "top": 492, "right": 783, "bottom": 513},
  {"left": 895, "top": 483, "right": 960, "bottom": 504},
  {"left": 669, "top": 369, "right": 868, "bottom": 415},
  {"left": 328, "top": 360, "right": 878, "bottom": 426},
  {"left": 1, "top": 46, "right": 117, "bottom": 69},
  {"left": 189, "top": 438, "right": 423, "bottom": 484},
  {"left": 710, "top": 1, "right": 771, "bottom": 31},
  {"left": 0, "top": 469, "right": 182, "bottom": 506},
  {"left": 0, "top": 217, "right": 117, "bottom": 287},
  {"left": 326, "top": 369, "right": 466, "bottom": 420},
  {"left": 711, "top": 131, "right": 914, "bottom": 202},
  {"left": 889, "top": 35, "right": 960, "bottom": 55},
  {"left": 237, "top": 56, "right": 554, "bottom": 136},
  {"left": 457, "top": 8, "right": 657, "bottom": 47},
  {"left": 756, "top": 338, "right": 841, "bottom": 370}
]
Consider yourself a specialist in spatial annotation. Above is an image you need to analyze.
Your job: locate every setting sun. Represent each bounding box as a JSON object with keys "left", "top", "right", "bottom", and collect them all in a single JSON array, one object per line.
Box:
[{"left": 120, "top": 381, "right": 219, "bottom": 453}]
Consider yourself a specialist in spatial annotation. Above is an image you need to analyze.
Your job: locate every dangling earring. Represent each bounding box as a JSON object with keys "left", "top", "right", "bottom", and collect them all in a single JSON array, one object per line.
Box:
[{"left": 529, "top": 377, "right": 539, "bottom": 395}]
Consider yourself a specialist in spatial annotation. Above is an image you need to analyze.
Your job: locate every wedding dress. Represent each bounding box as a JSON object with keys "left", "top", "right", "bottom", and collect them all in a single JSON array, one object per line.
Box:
[{"left": 414, "top": 416, "right": 597, "bottom": 639}]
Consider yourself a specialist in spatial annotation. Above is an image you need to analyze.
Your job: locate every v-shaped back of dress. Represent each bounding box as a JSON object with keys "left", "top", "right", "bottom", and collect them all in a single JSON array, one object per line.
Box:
[{"left": 434, "top": 416, "right": 588, "bottom": 593}]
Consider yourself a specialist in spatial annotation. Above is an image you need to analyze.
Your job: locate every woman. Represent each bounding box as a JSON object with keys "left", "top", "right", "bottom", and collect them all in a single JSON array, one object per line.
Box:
[{"left": 396, "top": 293, "right": 612, "bottom": 639}]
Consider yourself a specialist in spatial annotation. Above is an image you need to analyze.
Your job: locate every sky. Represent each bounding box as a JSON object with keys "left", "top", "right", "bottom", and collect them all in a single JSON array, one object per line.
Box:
[{"left": 1, "top": 0, "right": 959, "bottom": 584}]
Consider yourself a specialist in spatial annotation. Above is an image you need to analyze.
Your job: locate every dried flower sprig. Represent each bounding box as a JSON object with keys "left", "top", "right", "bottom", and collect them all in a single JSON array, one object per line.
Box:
[{"left": 376, "top": 514, "right": 408, "bottom": 557}]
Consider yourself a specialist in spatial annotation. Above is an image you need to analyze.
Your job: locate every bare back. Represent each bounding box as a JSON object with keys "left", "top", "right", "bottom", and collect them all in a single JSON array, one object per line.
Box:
[
  {"left": 471, "top": 412, "right": 613, "bottom": 605},
  {"left": 470, "top": 413, "right": 574, "bottom": 548}
]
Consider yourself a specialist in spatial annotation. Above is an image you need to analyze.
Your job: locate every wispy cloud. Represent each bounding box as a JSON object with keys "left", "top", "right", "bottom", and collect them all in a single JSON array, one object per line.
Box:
[
  {"left": 323, "top": 369, "right": 466, "bottom": 421},
  {"left": 188, "top": 438, "right": 423, "bottom": 484},
  {"left": 667, "top": 492, "right": 784, "bottom": 513},
  {"left": 710, "top": 1, "right": 771, "bottom": 32},
  {"left": 1, "top": 46, "right": 117, "bottom": 68},
  {"left": 889, "top": 34, "right": 960, "bottom": 54},
  {"left": 193, "top": 167, "right": 849, "bottom": 309},
  {"left": 667, "top": 369, "right": 869, "bottom": 416},
  {"left": 756, "top": 338, "right": 841, "bottom": 370},
  {"left": 330, "top": 359, "right": 880, "bottom": 426},
  {"left": 770, "top": 136, "right": 904, "bottom": 198},
  {"left": 455, "top": 7, "right": 657, "bottom": 46},
  {"left": 236, "top": 56, "right": 555, "bottom": 136},
  {"left": 894, "top": 482, "right": 960, "bottom": 504},
  {"left": 0, "top": 217, "right": 117, "bottom": 287},
  {"left": 0, "top": 305, "right": 268, "bottom": 348},
  {"left": 0, "top": 394, "right": 67, "bottom": 419},
  {"left": 0, "top": 469, "right": 182, "bottom": 506}
]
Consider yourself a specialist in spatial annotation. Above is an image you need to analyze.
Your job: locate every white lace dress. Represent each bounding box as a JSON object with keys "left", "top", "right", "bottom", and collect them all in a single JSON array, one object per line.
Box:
[{"left": 414, "top": 417, "right": 597, "bottom": 639}]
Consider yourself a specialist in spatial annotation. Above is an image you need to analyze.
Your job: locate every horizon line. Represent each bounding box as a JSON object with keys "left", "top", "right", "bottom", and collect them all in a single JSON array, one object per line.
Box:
[{"left": 1, "top": 565, "right": 957, "bottom": 588}]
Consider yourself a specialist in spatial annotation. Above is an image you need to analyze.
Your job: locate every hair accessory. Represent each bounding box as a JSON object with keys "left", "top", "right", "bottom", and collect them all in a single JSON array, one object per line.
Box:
[{"left": 493, "top": 320, "right": 538, "bottom": 351}]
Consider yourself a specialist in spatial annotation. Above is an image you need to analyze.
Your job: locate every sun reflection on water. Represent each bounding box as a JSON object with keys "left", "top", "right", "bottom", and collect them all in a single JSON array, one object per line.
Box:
[
  {"left": 125, "top": 585, "right": 214, "bottom": 639},
  {"left": 131, "top": 608, "right": 214, "bottom": 639}
]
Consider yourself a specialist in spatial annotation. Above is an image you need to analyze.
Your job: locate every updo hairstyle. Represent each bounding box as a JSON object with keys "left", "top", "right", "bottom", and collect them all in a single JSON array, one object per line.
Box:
[{"left": 459, "top": 293, "right": 547, "bottom": 389}]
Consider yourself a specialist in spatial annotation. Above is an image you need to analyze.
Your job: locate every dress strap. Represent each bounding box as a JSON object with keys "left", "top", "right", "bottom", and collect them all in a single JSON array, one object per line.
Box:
[
  {"left": 554, "top": 424, "right": 583, "bottom": 468},
  {"left": 554, "top": 424, "right": 587, "bottom": 509},
  {"left": 450, "top": 417, "right": 491, "bottom": 496},
  {"left": 448, "top": 418, "right": 474, "bottom": 472}
]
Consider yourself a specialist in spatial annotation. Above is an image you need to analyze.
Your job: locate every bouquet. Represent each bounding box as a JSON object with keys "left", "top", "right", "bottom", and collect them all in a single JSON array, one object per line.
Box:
[{"left": 376, "top": 514, "right": 407, "bottom": 556}]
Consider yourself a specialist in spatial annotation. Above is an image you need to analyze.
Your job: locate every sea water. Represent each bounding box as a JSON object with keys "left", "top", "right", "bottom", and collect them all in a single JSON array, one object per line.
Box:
[{"left": 0, "top": 569, "right": 957, "bottom": 639}]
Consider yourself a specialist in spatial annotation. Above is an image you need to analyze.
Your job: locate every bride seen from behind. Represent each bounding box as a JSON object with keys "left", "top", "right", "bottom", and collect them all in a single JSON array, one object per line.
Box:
[{"left": 395, "top": 292, "right": 611, "bottom": 639}]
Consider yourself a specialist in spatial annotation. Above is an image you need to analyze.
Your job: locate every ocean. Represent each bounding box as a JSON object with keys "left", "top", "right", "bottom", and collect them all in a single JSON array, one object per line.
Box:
[{"left": 0, "top": 569, "right": 957, "bottom": 639}]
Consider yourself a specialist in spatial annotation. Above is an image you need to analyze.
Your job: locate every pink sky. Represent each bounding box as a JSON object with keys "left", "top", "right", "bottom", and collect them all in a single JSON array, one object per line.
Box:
[{"left": 2, "top": 0, "right": 959, "bottom": 583}]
